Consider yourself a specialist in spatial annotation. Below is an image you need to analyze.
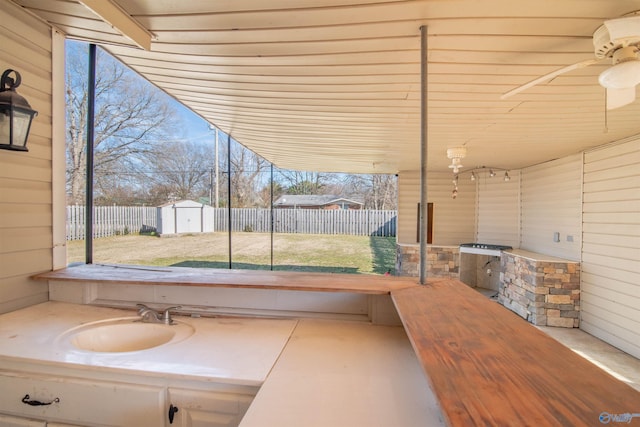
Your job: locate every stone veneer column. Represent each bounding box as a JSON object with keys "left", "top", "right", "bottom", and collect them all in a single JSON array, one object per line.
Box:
[
  {"left": 396, "top": 244, "right": 459, "bottom": 278},
  {"left": 499, "top": 252, "right": 580, "bottom": 328}
]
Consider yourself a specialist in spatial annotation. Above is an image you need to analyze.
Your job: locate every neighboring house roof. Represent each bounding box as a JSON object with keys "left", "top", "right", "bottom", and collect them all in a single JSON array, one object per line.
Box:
[{"left": 274, "top": 195, "right": 363, "bottom": 207}]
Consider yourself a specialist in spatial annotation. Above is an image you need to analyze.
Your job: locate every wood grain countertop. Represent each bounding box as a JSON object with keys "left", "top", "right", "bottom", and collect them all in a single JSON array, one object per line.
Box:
[
  {"left": 34, "top": 263, "right": 419, "bottom": 295},
  {"left": 392, "top": 280, "right": 640, "bottom": 426}
]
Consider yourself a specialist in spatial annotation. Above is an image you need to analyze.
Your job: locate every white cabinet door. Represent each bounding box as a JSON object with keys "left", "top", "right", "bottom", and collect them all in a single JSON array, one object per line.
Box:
[
  {"left": 0, "top": 414, "right": 45, "bottom": 426},
  {"left": 168, "top": 388, "right": 253, "bottom": 427},
  {"left": 169, "top": 409, "right": 235, "bottom": 427},
  {"left": 0, "top": 371, "right": 165, "bottom": 427}
]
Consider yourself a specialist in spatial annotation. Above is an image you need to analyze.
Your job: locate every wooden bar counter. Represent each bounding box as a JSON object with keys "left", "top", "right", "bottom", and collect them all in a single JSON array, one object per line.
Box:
[
  {"left": 35, "top": 263, "right": 418, "bottom": 294},
  {"left": 392, "top": 280, "right": 640, "bottom": 426},
  {"left": 36, "top": 266, "right": 640, "bottom": 426}
]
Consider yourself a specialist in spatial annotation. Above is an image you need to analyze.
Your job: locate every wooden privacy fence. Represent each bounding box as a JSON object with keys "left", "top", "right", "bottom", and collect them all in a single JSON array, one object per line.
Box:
[
  {"left": 66, "top": 206, "right": 397, "bottom": 240},
  {"left": 216, "top": 208, "right": 396, "bottom": 237},
  {"left": 67, "top": 205, "right": 157, "bottom": 240}
]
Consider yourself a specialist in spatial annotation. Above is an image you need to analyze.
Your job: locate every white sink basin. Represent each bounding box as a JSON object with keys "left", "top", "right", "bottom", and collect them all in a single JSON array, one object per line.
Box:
[{"left": 57, "top": 317, "right": 195, "bottom": 353}]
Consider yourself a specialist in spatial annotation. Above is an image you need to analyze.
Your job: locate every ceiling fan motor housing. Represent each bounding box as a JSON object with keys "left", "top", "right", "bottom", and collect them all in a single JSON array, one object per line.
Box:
[
  {"left": 593, "top": 14, "right": 640, "bottom": 94},
  {"left": 593, "top": 15, "right": 640, "bottom": 59}
]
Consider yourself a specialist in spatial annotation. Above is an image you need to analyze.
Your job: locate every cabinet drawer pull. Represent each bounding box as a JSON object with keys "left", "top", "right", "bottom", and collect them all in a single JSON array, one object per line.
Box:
[
  {"left": 168, "top": 403, "right": 179, "bottom": 424},
  {"left": 21, "top": 394, "right": 60, "bottom": 406}
]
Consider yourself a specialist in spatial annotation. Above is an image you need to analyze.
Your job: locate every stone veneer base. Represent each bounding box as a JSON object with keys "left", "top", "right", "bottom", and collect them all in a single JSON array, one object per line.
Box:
[
  {"left": 499, "top": 252, "right": 580, "bottom": 328},
  {"left": 396, "top": 245, "right": 459, "bottom": 278},
  {"left": 396, "top": 245, "right": 581, "bottom": 329}
]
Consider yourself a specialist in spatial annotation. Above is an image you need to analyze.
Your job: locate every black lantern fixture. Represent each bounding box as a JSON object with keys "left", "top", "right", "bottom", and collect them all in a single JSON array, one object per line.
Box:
[{"left": 0, "top": 69, "right": 38, "bottom": 152}]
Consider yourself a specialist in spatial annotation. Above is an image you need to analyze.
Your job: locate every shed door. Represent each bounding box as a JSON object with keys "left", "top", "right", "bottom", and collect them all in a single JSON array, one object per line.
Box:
[{"left": 176, "top": 207, "right": 202, "bottom": 233}]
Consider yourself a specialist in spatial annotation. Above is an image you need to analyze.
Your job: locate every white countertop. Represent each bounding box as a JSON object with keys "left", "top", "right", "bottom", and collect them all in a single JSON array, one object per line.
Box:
[
  {"left": 1, "top": 302, "right": 444, "bottom": 426},
  {"left": 397, "top": 243, "right": 458, "bottom": 248},
  {"left": 0, "top": 301, "right": 297, "bottom": 386},
  {"left": 239, "top": 319, "right": 445, "bottom": 427},
  {"left": 503, "top": 249, "right": 579, "bottom": 263}
]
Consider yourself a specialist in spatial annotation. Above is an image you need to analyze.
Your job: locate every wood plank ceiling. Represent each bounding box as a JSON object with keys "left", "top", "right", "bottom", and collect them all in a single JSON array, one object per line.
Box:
[{"left": 13, "top": 0, "right": 640, "bottom": 174}]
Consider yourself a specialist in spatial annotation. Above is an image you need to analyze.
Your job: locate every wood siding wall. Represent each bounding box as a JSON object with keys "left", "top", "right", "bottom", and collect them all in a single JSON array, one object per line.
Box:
[
  {"left": 581, "top": 137, "right": 640, "bottom": 359},
  {"left": 520, "top": 154, "right": 582, "bottom": 260},
  {"left": 397, "top": 171, "right": 475, "bottom": 246},
  {"left": 0, "top": 3, "right": 52, "bottom": 313},
  {"left": 476, "top": 171, "right": 520, "bottom": 248}
]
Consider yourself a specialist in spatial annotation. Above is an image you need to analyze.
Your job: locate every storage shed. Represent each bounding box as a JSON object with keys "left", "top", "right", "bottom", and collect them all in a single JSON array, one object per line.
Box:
[{"left": 156, "top": 200, "right": 215, "bottom": 236}]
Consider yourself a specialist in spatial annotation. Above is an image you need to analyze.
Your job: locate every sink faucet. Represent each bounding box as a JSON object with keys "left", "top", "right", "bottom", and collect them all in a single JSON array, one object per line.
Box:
[
  {"left": 136, "top": 304, "right": 161, "bottom": 323},
  {"left": 136, "top": 304, "right": 182, "bottom": 325}
]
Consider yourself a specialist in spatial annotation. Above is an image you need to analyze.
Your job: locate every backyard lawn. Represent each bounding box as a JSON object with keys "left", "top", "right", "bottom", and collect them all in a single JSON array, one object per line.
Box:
[{"left": 67, "top": 232, "right": 396, "bottom": 275}]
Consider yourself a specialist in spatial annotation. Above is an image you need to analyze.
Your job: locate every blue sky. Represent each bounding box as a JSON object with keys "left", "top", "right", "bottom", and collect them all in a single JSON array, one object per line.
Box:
[{"left": 170, "top": 100, "right": 218, "bottom": 145}]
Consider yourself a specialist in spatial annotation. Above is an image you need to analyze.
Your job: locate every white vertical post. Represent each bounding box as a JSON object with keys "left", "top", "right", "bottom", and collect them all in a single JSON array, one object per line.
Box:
[
  {"left": 52, "top": 30, "right": 67, "bottom": 268},
  {"left": 215, "top": 127, "right": 219, "bottom": 208}
]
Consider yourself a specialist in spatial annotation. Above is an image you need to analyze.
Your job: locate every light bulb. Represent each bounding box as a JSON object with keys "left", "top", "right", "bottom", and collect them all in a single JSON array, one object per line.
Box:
[
  {"left": 489, "top": 169, "right": 495, "bottom": 177},
  {"left": 448, "top": 157, "right": 463, "bottom": 173},
  {"left": 599, "top": 59, "right": 640, "bottom": 90},
  {"left": 470, "top": 172, "right": 476, "bottom": 181},
  {"left": 504, "top": 171, "right": 510, "bottom": 181},
  {"left": 0, "top": 113, "right": 7, "bottom": 141}
]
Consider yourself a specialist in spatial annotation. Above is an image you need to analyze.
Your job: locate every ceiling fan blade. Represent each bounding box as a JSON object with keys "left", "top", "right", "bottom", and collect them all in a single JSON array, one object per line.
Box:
[
  {"left": 501, "top": 58, "right": 600, "bottom": 99},
  {"left": 606, "top": 86, "right": 636, "bottom": 110}
]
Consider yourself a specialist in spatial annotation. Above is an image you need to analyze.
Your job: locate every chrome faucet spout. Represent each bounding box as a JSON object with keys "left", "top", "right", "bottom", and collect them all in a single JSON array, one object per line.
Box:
[
  {"left": 136, "top": 303, "right": 161, "bottom": 323},
  {"left": 136, "top": 303, "right": 180, "bottom": 324},
  {"left": 162, "top": 306, "right": 182, "bottom": 325}
]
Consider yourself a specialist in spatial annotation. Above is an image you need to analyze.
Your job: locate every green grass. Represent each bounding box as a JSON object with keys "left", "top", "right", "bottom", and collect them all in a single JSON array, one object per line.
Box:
[{"left": 67, "top": 232, "right": 396, "bottom": 275}]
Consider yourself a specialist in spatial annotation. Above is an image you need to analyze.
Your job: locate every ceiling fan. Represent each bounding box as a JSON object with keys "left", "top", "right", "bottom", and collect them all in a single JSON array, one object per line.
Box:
[{"left": 501, "top": 13, "right": 640, "bottom": 110}]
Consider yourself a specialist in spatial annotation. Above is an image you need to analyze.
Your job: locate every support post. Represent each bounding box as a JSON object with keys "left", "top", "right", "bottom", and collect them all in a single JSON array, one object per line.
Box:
[
  {"left": 419, "top": 26, "right": 429, "bottom": 285},
  {"left": 227, "top": 133, "right": 232, "bottom": 269},
  {"left": 215, "top": 127, "right": 219, "bottom": 208},
  {"left": 270, "top": 163, "right": 274, "bottom": 270},
  {"left": 85, "top": 44, "right": 97, "bottom": 264},
  {"left": 209, "top": 167, "right": 213, "bottom": 205}
]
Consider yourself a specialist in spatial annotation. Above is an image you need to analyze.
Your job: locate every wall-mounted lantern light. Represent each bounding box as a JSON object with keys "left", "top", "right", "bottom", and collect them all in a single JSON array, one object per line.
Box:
[{"left": 0, "top": 69, "right": 38, "bottom": 152}]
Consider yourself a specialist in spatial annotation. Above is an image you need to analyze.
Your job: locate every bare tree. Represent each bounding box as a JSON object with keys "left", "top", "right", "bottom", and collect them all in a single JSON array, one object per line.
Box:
[
  {"left": 277, "top": 170, "right": 332, "bottom": 195},
  {"left": 65, "top": 41, "right": 177, "bottom": 204},
  {"left": 142, "top": 140, "right": 214, "bottom": 203},
  {"left": 93, "top": 162, "right": 144, "bottom": 205},
  {"left": 368, "top": 174, "right": 397, "bottom": 209},
  {"left": 342, "top": 174, "right": 397, "bottom": 209},
  {"left": 221, "top": 140, "right": 270, "bottom": 207}
]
